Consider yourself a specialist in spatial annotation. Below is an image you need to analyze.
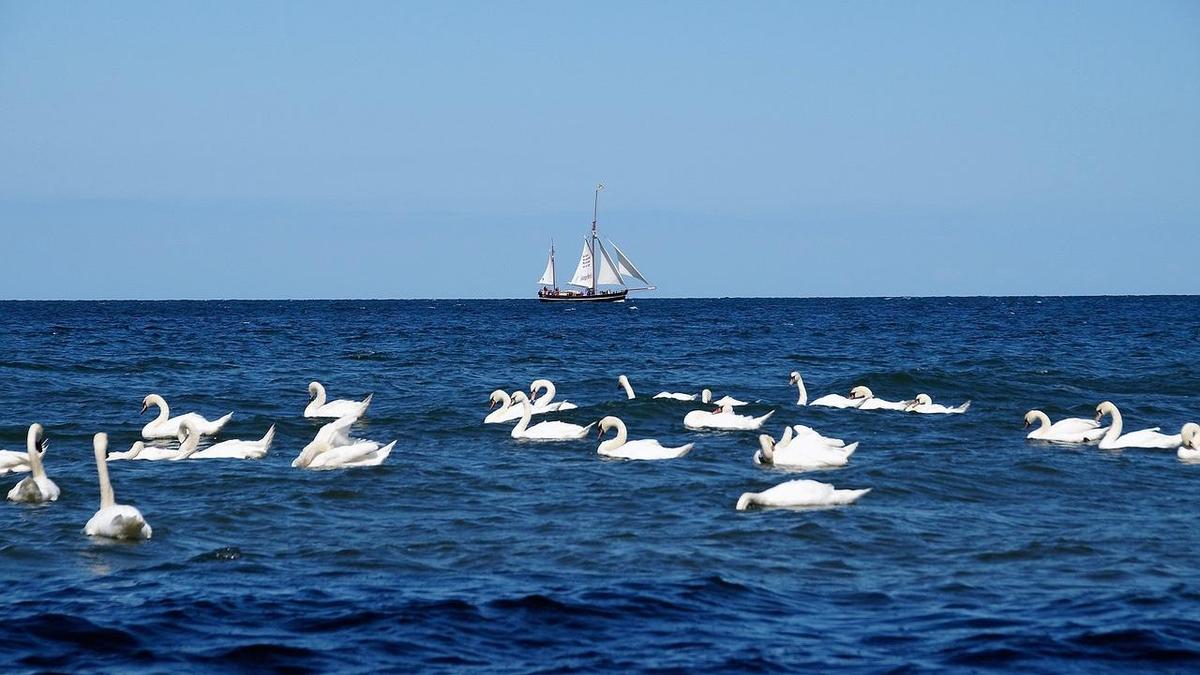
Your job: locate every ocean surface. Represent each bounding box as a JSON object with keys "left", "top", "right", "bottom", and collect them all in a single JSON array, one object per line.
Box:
[{"left": 1, "top": 297, "right": 1198, "bottom": 673}]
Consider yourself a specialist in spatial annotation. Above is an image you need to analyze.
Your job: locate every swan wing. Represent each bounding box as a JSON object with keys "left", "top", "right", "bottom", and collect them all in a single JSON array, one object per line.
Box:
[
  {"left": 601, "top": 439, "right": 692, "bottom": 460},
  {"left": 654, "top": 392, "right": 696, "bottom": 401},
  {"left": 1050, "top": 418, "right": 1099, "bottom": 433},
  {"left": 521, "top": 421, "right": 593, "bottom": 440},
  {"left": 809, "top": 394, "right": 858, "bottom": 409},
  {"left": 1119, "top": 429, "right": 1181, "bottom": 449}
]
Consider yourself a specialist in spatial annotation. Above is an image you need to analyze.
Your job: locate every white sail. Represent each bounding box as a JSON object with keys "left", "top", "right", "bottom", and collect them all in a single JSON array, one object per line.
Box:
[
  {"left": 609, "top": 240, "right": 652, "bottom": 287},
  {"left": 594, "top": 240, "right": 623, "bottom": 286},
  {"left": 568, "top": 241, "right": 593, "bottom": 288},
  {"left": 537, "top": 247, "right": 555, "bottom": 286}
]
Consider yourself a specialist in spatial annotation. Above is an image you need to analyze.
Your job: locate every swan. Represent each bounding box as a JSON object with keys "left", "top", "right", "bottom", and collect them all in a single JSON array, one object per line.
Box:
[
  {"left": 485, "top": 389, "right": 571, "bottom": 423},
  {"left": 174, "top": 420, "right": 274, "bottom": 460},
  {"left": 849, "top": 386, "right": 911, "bottom": 411},
  {"left": 510, "top": 392, "right": 594, "bottom": 440},
  {"left": 596, "top": 416, "right": 693, "bottom": 460},
  {"left": 683, "top": 404, "right": 774, "bottom": 431},
  {"left": 305, "top": 381, "right": 372, "bottom": 419},
  {"left": 1024, "top": 410, "right": 1107, "bottom": 443},
  {"left": 617, "top": 375, "right": 711, "bottom": 403},
  {"left": 84, "top": 433, "right": 152, "bottom": 540},
  {"left": 292, "top": 416, "right": 395, "bottom": 469},
  {"left": 1177, "top": 423, "right": 1200, "bottom": 461},
  {"left": 6, "top": 424, "right": 60, "bottom": 503},
  {"left": 1095, "top": 401, "right": 1181, "bottom": 450},
  {"left": 753, "top": 431, "right": 857, "bottom": 469},
  {"left": 789, "top": 371, "right": 860, "bottom": 408},
  {"left": 110, "top": 437, "right": 194, "bottom": 461},
  {"left": 529, "top": 379, "right": 578, "bottom": 411},
  {"left": 141, "top": 394, "right": 233, "bottom": 439},
  {"left": 736, "top": 479, "right": 870, "bottom": 511},
  {"left": 904, "top": 393, "right": 971, "bottom": 414}
]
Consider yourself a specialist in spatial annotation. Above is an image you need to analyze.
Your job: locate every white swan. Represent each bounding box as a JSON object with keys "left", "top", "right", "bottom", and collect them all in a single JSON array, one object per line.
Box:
[
  {"left": 84, "top": 433, "right": 152, "bottom": 540},
  {"left": 510, "top": 392, "right": 594, "bottom": 440},
  {"left": 1024, "top": 410, "right": 1107, "bottom": 443},
  {"left": 175, "top": 420, "right": 274, "bottom": 460},
  {"left": 683, "top": 404, "right": 774, "bottom": 431},
  {"left": 736, "top": 479, "right": 870, "bottom": 511},
  {"left": 485, "top": 389, "right": 570, "bottom": 423},
  {"left": 1177, "top": 423, "right": 1200, "bottom": 461},
  {"left": 6, "top": 424, "right": 60, "bottom": 503},
  {"left": 904, "top": 393, "right": 971, "bottom": 414},
  {"left": 617, "top": 375, "right": 712, "bottom": 403},
  {"left": 1095, "top": 401, "right": 1181, "bottom": 450},
  {"left": 292, "top": 416, "right": 395, "bottom": 469},
  {"left": 305, "top": 381, "right": 372, "bottom": 419},
  {"left": 140, "top": 394, "right": 233, "bottom": 439},
  {"left": 849, "top": 386, "right": 911, "bottom": 411},
  {"left": 529, "top": 379, "right": 578, "bottom": 411},
  {"left": 789, "top": 371, "right": 860, "bottom": 408},
  {"left": 596, "top": 416, "right": 693, "bottom": 460},
  {"left": 752, "top": 431, "right": 857, "bottom": 469},
  {"left": 110, "top": 437, "right": 193, "bottom": 461}
]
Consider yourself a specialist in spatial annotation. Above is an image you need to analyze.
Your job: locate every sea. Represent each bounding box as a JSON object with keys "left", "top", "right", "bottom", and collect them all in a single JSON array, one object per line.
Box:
[{"left": 0, "top": 297, "right": 1198, "bottom": 673}]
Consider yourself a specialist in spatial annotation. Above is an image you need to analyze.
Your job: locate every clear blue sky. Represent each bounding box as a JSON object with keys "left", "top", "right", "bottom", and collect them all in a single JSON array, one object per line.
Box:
[{"left": 1, "top": 1, "right": 1196, "bottom": 299}]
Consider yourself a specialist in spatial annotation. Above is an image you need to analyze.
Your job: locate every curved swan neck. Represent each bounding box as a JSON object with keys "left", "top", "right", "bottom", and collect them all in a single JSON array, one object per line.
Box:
[
  {"left": 1101, "top": 405, "right": 1123, "bottom": 442},
  {"left": 598, "top": 417, "right": 627, "bottom": 452},
  {"left": 791, "top": 373, "right": 808, "bottom": 405},
  {"left": 306, "top": 382, "right": 327, "bottom": 415},
  {"left": 531, "top": 379, "right": 555, "bottom": 407},
  {"left": 1031, "top": 410, "right": 1051, "bottom": 431},
  {"left": 146, "top": 394, "right": 169, "bottom": 423},
  {"left": 512, "top": 396, "right": 532, "bottom": 435},
  {"left": 619, "top": 376, "right": 635, "bottom": 400},
  {"left": 736, "top": 493, "right": 755, "bottom": 511},
  {"left": 496, "top": 391, "right": 513, "bottom": 412},
  {"left": 94, "top": 433, "right": 116, "bottom": 509},
  {"left": 176, "top": 425, "right": 201, "bottom": 459},
  {"left": 757, "top": 435, "right": 774, "bottom": 463},
  {"left": 26, "top": 424, "right": 46, "bottom": 478}
]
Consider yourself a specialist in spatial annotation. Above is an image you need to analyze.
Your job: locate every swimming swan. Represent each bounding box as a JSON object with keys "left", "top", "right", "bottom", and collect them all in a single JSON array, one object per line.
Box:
[
  {"left": 140, "top": 394, "right": 233, "bottom": 439},
  {"left": 753, "top": 431, "right": 857, "bottom": 469},
  {"left": 1024, "top": 410, "right": 1106, "bottom": 443},
  {"left": 305, "top": 381, "right": 372, "bottom": 419},
  {"left": 486, "top": 389, "right": 573, "bottom": 423},
  {"left": 529, "top": 379, "right": 578, "bottom": 411},
  {"left": 904, "top": 393, "right": 971, "bottom": 414},
  {"left": 684, "top": 404, "right": 774, "bottom": 431},
  {"left": 174, "top": 420, "right": 274, "bottom": 460},
  {"left": 84, "top": 433, "right": 152, "bottom": 540},
  {"left": 292, "top": 416, "right": 395, "bottom": 469},
  {"left": 1177, "top": 423, "right": 1200, "bottom": 461},
  {"left": 736, "top": 479, "right": 870, "bottom": 511},
  {"left": 849, "top": 386, "right": 911, "bottom": 411},
  {"left": 596, "top": 416, "right": 693, "bottom": 460},
  {"left": 110, "top": 437, "right": 193, "bottom": 461},
  {"left": 617, "top": 375, "right": 711, "bottom": 403},
  {"left": 510, "top": 392, "right": 594, "bottom": 440},
  {"left": 1095, "top": 401, "right": 1181, "bottom": 450},
  {"left": 6, "top": 424, "right": 60, "bottom": 503},
  {"left": 789, "top": 371, "right": 860, "bottom": 408}
]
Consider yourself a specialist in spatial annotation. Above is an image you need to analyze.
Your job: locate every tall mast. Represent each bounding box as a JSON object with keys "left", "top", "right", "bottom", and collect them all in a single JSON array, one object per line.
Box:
[
  {"left": 550, "top": 239, "right": 555, "bottom": 287},
  {"left": 591, "top": 183, "right": 603, "bottom": 293}
]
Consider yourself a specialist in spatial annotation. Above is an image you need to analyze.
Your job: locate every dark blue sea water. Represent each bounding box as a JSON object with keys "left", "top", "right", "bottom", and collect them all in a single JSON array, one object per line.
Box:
[{"left": 1, "top": 297, "right": 1198, "bottom": 673}]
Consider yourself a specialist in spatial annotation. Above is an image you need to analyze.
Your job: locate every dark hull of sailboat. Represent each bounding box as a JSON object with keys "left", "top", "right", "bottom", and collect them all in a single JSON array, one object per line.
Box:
[{"left": 538, "top": 289, "right": 628, "bottom": 303}]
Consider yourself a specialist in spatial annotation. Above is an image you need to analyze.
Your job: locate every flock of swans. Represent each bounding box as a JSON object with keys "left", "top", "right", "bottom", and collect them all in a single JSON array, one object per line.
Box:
[
  {"left": 0, "top": 382, "right": 391, "bottom": 540},
  {"left": 4, "top": 368, "right": 1197, "bottom": 539}
]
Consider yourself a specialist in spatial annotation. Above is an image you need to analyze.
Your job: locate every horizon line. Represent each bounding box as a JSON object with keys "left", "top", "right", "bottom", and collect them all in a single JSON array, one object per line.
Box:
[{"left": 0, "top": 293, "right": 1195, "bottom": 302}]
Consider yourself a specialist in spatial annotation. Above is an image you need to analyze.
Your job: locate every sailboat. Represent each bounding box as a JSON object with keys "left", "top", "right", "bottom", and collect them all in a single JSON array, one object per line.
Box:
[{"left": 537, "top": 185, "right": 655, "bottom": 302}]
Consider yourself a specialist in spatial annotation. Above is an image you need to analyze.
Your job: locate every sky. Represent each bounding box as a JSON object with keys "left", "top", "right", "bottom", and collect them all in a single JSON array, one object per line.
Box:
[{"left": 0, "top": 1, "right": 1197, "bottom": 299}]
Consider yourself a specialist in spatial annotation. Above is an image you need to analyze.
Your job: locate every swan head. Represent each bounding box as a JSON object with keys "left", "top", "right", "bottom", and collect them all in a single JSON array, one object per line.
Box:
[
  {"left": 1023, "top": 410, "right": 1040, "bottom": 428},
  {"left": 618, "top": 375, "right": 630, "bottom": 389},
  {"left": 1181, "top": 422, "right": 1200, "bottom": 449},
  {"left": 1095, "top": 400, "right": 1117, "bottom": 422},
  {"left": 756, "top": 434, "right": 775, "bottom": 462},
  {"left": 701, "top": 389, "right": 712, "bottom": 404},
  {"left": 905, "top": 394, "right": 932, "bottom": 411},
  {"left": 511, "top": 391, "right": 530, "bottom": 404},
  {"left": 488, "top": 389, "right": 508, "bottom": 409},
  {"left": 176, "top": 419, "right": 198, "bottom": 444},
  {"left": 27, "top": 423, "right": 46, "bottom": 455},
  {"left": 127, "top": 441, "right": 144, "bottom": 458},
  {"left": 529, "top": 379, "right": 551, "bottom": 396},
  {"left": 788, "top": 371, "right": 801, "bottom": 385},
  {"left": 597, "top": 416, "right": 621, "bottom": 439},
  {"left": 849, "top": 386, "right": 873, "bottom": 400},
  {"left": 307, "top": 381, "right": 322, "bottom": 399}
]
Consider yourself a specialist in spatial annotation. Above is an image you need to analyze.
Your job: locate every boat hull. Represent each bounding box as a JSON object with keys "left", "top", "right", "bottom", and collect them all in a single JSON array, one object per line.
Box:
[{"left": 538, "top": 289, "right": 628, "bottom": 303}]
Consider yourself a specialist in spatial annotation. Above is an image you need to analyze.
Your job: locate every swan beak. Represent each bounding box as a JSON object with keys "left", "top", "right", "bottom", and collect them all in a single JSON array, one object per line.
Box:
[
  {"left": 488, "top": 400, "right": 497, "bottom": 410},
  {"left": 139, "top": 403, "right": 148, "bottom": 414}
]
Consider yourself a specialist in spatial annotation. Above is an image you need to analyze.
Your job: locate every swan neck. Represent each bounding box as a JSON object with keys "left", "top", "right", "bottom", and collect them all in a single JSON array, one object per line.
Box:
[
  {"left": 620, "top": 377, "right": 635, "bottom": 400},
  {"left": 1035, "top": 411, "right": 1051, "bottom": 431},
  {"left": 512, "top": 398, "right": 532, "bottom": 435},
  {"left": 599, "top": 419, "right": 627, "bottom": 452},
  {"left": 532, "top": 380, "right": 555, "bottom": 407},
  {"left": 794, "top": 376, "right": 808, "bottom": 405},
  {"left": 149, "top": 395, "right": 169, "bottom": 424},
  {"left": 26, "top": 426, "right": 46, "bottom": 478},
  {"left": 1101, "top": 406, "right": 1123, "bottom": 442},
  {"left": 94, "top": 438, "right": 116, "bottom": 509},
  {"left": 307, "top": 383, "right": 327, "bottom": 414},
  {"left": 177, "top": 428, "right": 200, "bottom": 458}
]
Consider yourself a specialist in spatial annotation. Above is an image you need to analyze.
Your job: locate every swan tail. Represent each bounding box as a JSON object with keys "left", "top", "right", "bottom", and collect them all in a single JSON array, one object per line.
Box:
[
  {"left": 213, "top": 412, "right": 234, "bottom": 428},
  {"left": 841, "top": 442, "right": 859, "bottom": 458},
  {"left": 736, "top": 493, "right": 755, "bottom": 511},
  {"left": 259, "top": 425, "right": 277, "bottom": 449},
  {"left": 361, "top": 393, "right": 374, "bottom": 411},
  {"left": 755, "top": 410, "right": 775, "bottom": 426},
  {"left": 835, "top": 487, "right": 871, "bottom": 504},
  {"left": 676, "top": 443, "right": 695, "bottom": 458},
  {"left": 955, "top": 401, "right": 971, "bottom": 413},
  {"left": 375, "top": 441, "right": 396, "bottom": 462}
]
